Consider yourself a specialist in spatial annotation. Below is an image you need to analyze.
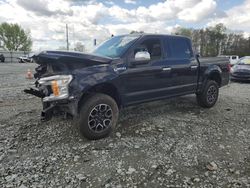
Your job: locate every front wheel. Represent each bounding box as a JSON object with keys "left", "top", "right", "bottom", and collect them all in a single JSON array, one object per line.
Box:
[
  {"left": 196, "top": 80, "right": 219, "bottom": 108},
  {"left": 78, "top": 93, "right": 119, "bottom": 140}
]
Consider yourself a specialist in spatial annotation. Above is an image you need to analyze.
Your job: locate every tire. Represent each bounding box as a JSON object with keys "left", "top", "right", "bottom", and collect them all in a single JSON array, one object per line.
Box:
[
  {"left": 196, "top": 80, "right": 219, "bottom": 108},
  {"left": 78, "top": 93, "right": 119, "bottom": 140}
]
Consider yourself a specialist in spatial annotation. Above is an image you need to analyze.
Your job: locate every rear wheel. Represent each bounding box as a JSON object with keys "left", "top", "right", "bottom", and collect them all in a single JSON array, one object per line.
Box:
[
  {"left": 78, "top": 93, "right": 119, "bottom": 140},
  {"left": 196, "top": 80, "right": 219, "bottom": 108}
]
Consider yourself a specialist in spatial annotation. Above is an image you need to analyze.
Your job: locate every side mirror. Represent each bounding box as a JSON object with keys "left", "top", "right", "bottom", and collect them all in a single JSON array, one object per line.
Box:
[
  {"left": 135, "top": 51, "right": 151, "bottom": 61},
  {"left": 196, "top": 53, "right": 200, "bottom": 58}
]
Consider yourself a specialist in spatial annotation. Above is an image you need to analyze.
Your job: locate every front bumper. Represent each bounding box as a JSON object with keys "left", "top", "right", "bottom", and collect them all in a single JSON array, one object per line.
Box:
[
  {"left": 41, "top": 98, "right": 78, "bottom": 121},
  {"left": 24, "top": 87, "right": 78, "bottom": 121},
  {"left": 230, "top": 73, "right": 250, "bottom": 81}
]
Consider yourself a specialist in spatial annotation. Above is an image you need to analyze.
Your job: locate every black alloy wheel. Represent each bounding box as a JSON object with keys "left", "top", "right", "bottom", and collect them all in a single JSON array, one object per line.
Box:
[
  {"left": 196, "top": 80, "right": 219, "bottom": 108},
  {"left": 78, "top": 93, "right": 119, "bottom": 140},
  {"left": 206, "top": 85, "right": 218, "bottom": 104},
  {"left": 88, "top": 104, "right": 113, "bottom": 133}
]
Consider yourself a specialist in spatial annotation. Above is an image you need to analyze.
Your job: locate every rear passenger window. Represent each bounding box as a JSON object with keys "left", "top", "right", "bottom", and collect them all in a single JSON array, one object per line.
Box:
[{"left": 169, "top": 38, "right": 192, "bottom": 59}]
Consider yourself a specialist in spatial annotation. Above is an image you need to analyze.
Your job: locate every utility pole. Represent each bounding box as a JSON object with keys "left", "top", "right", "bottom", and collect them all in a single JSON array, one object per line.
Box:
[{"left": 66, "top": 24, "right": 69, "bottom": 51}]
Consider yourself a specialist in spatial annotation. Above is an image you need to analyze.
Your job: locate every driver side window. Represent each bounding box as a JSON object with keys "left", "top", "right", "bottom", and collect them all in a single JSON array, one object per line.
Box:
[{"left": 134, "top": 38, "right": 162, "bottom": 61}]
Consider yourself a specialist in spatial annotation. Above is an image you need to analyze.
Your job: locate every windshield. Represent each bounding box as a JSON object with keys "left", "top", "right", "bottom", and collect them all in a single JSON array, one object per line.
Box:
[
  {"left": 93, "top": 35, "right": 140, "bottom": 58},
  {"left": 238, "top": 57, "right": 250, "bottom": 65}
]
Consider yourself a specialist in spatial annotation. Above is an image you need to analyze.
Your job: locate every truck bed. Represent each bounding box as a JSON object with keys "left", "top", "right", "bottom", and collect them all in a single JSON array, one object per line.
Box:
[{"left": 199, "top": 57, "right": 229, "bottom": 64}]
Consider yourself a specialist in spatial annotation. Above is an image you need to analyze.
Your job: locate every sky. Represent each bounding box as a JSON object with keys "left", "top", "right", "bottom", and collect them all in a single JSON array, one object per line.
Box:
[{"left": 0, "top": 0, "right": 249, "bottom": 51}]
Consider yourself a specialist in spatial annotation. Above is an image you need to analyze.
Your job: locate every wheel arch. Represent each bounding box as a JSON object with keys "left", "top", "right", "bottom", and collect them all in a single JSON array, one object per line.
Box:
[
  {"left": 204, "top": 65, "right": 222, "bottom": 87},
  {"left": 77, "top": 82, "right": 122, "bottom": 113},
  {"left": 207, "top": 71, "right": 222, "bottom": 87},
  {"left": 197, "top": 66, "right": 222, "bottom": 94}
]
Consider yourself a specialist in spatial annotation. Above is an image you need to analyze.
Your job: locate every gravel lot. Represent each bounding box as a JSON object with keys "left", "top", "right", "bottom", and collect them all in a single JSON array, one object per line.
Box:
[{"left": 0, "top": 63, "right": 250, "bottom": 188}]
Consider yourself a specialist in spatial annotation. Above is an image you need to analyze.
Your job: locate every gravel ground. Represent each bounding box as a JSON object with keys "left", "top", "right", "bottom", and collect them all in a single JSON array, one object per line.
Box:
[{"left": 0, "top": 63, "right": 250, "bottom": 188}]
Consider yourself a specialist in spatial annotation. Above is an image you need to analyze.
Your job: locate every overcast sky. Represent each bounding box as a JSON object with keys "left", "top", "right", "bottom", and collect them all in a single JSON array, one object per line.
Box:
[{"left": 0, "top": 0, "right": 249, "bottom": 51}]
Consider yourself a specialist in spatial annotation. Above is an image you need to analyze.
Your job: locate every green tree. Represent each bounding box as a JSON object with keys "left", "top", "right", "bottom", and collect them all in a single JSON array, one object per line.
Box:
[
  {"left": 210, "top": 23, "right": 227, "bottom": 56},
  {"left": 0, "top": 22, "right": 32, "bottom": 51},
  {"left": 175, "top": 27, "right": 201, "bottom": 54},
  {"left": 175, "top": 27, "right": 192, "bottom": 38}
]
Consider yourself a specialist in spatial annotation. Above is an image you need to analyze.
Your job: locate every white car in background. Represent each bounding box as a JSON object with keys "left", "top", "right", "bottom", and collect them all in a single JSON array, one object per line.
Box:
[{"left": 17, "top": 55, "right": 34, "bottom": 63}]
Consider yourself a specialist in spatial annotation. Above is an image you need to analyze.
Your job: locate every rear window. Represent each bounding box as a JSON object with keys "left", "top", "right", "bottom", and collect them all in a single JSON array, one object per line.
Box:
[{"left": 168, "top": 38, "right": 192, "bottom": 59}]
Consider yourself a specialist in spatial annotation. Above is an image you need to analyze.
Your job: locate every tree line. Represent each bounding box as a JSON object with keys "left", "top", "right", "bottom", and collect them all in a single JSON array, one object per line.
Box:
[
  {"left": 1, "top": 22, "right": 250, "bottom": 57},
  {"left": 174, "top": 23, "right": 250, "bottom": 57}
]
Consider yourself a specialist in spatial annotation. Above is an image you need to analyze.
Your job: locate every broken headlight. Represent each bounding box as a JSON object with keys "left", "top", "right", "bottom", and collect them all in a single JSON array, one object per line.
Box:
[{"left": 39, "top": 75, "right": 73, "bottom": 102}]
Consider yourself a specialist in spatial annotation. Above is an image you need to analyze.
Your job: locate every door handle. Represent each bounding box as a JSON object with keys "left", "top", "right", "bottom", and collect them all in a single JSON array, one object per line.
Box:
[
  {"left": 190, "top": 65, "right": 198, "bottom": 69},
  {"left": 162, "top": 67, "right": 171, "bottom": 71}
]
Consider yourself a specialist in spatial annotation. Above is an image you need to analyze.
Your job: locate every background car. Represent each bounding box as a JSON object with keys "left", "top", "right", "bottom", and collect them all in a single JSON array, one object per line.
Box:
[
  {"left": 230, "top": 56, "right": 250, "bottom": 81},
  {"left": 0, "top": 54, "right": 5, "bottom": 62},
  {"left": 17, "top": 55, "right": 33, "bottom": 63}
]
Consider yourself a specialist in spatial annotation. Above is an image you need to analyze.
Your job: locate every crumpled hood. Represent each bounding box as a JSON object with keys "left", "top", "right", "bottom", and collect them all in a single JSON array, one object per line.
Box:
[
  {"left": 32, "top": 50, "right": 112, "bottom": 78},
  {"left": 33, "top": 50, "right": 112, "bottom": 65}
]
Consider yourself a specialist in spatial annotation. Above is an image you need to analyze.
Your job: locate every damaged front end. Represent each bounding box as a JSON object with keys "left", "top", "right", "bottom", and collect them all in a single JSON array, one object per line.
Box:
[
  {"left": 24, "top": 50, "right": 111, "bottom": 121},
  {"left": 25, "top": 74, "right": 76, "bottom": 121}
]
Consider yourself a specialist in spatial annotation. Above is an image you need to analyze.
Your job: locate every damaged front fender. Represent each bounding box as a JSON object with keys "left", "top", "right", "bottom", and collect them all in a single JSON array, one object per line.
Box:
[{"left": 24, "top": 50, "right": 114, "bottom": 121}]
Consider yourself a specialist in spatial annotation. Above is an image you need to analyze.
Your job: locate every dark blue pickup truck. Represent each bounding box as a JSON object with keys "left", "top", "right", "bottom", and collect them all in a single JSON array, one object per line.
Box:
[{"left": 25, "top": 34, "right": 230, "bottom": 140}]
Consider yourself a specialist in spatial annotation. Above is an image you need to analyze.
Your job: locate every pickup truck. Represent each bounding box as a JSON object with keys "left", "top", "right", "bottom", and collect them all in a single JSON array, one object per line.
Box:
[{"left": 24, "top": 34, "right": 230, "bottom": 140}]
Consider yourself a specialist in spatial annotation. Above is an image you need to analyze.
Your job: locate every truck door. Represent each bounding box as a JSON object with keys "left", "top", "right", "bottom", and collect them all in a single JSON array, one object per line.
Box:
[
  {"left": 120, "top": 37, "right": 168, "bottom": 105},
  {"left": 162, "top": 37, "right": 198, "bottom": 95}
]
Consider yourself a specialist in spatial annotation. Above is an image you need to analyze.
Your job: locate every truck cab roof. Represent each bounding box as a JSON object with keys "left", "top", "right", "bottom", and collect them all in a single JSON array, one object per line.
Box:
[{"left": 123, "top": 33, "right": 191, "bottom": 40}]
